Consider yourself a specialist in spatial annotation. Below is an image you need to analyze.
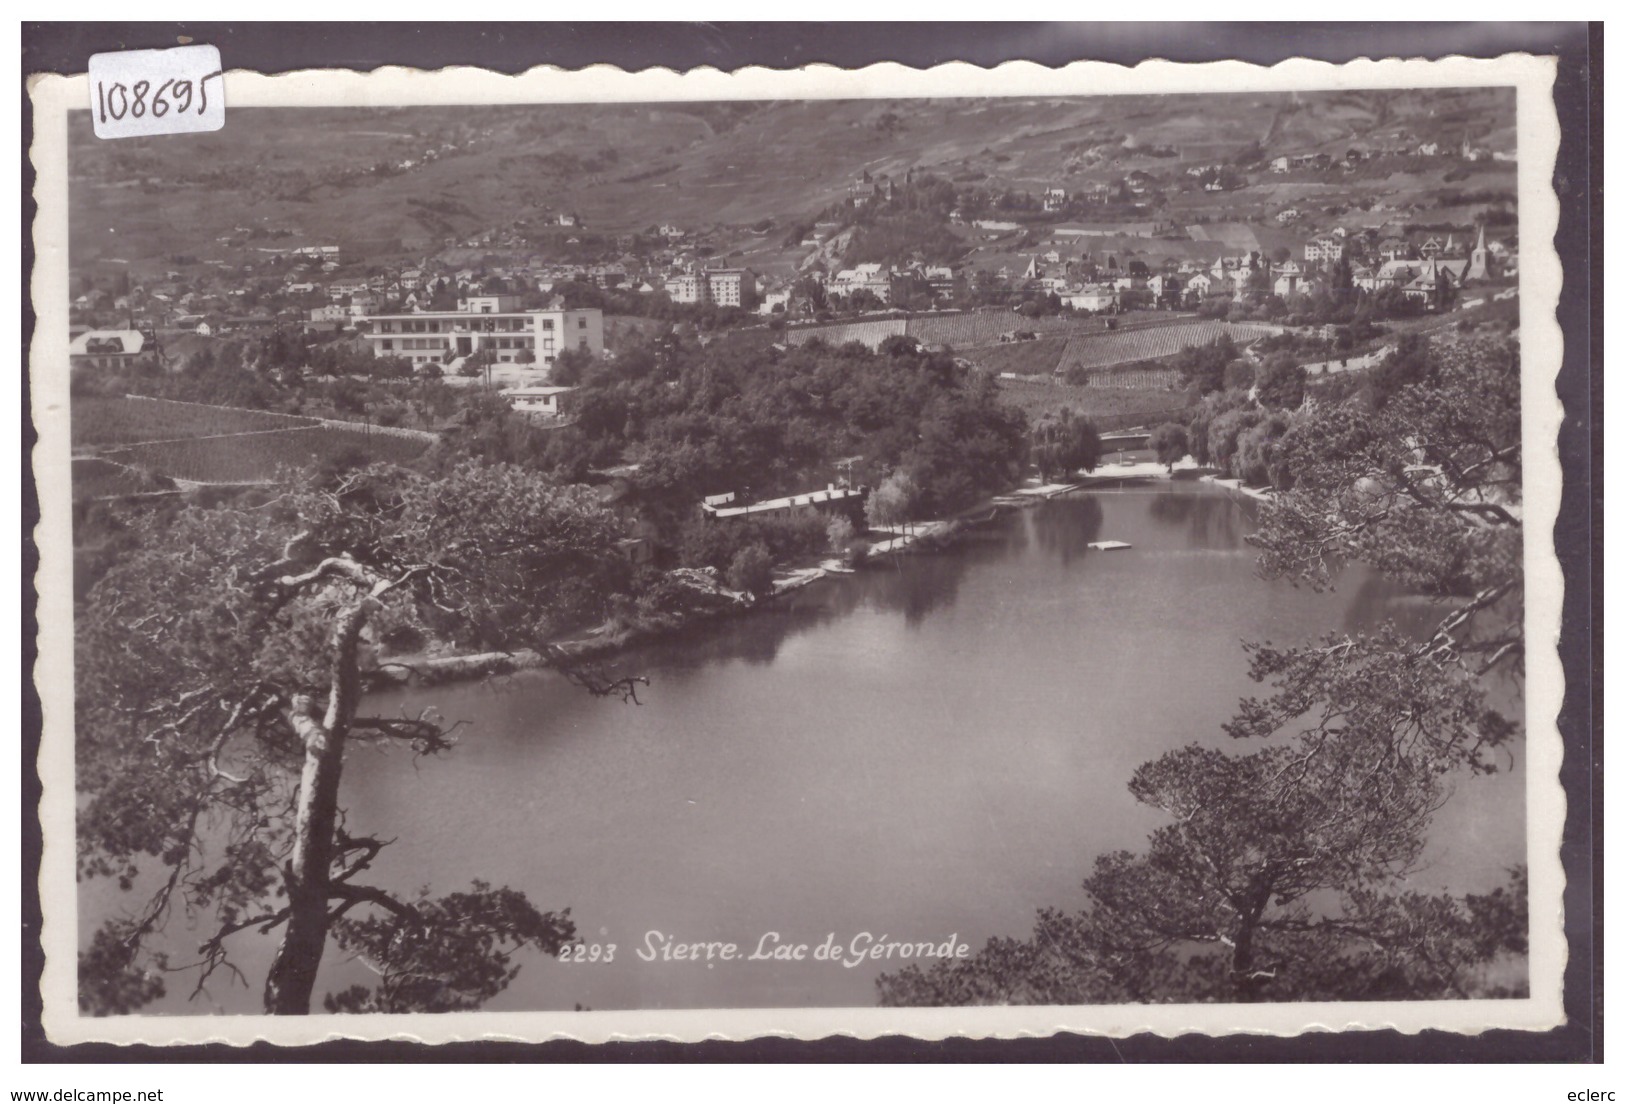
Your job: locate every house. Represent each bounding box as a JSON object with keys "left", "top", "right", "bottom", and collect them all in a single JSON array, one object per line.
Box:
[
  {"left": 1373, "top": 260, "right": 1422, "bottom": 290},
  {"left": 829, "top": 264, "right": 893, "bottom": 304},
  {"left": 1060, "top": 285, "right": 1118, "bottom": 312},
  {"left": 1402, "top": 259, "right": 1454, "bottom": 310},
  {"left": 502, "top": 385, "right": 578, "bottom": 417},
  {"left": 922, "top": 266, "right": 956, "bottom": 297},
  {"left": 758, "top": 289, "right": 794, "bottom": 315},
  {"left": 1272, "top": 260, "right": 1305, "bottom": 299},
  {"left": 1379, "top": 239, "right": 1413, "bottom": 263},
  {"left": 1042, "top": 187, "right": 1068, "bottom": 212},
  {"left": 309, "top": 304, "right": 349, "bottom": 323},
  {"left": 1184, "top": 272, "right": 1213, "bottom": 297},
  {"left": 1270, "top": 156, "right": 1292, "bottom": 173},
  {"left": 848, "top": 171, "right": 879, "bottom": 207},
  {"left": 1146, "top": 274, "right": 1180, "bottom": 300},
  {"left": 69, "top": 330, "right": 159, "bottom": 371}
]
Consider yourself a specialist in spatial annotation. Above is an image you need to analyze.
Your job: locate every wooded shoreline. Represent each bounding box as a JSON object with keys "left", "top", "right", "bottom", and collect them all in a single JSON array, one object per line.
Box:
[{"left": 369, "top": 462, "right": 1263, "bottom": 692}]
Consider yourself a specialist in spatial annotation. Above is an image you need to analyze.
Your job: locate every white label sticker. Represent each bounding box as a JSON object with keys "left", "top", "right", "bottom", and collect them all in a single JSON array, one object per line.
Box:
[{"left": 87, "top": 45, "right": 224, "bottom": 139}]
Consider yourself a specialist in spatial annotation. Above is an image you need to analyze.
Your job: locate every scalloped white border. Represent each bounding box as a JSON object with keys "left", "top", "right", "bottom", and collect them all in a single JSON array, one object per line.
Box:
[{"left": 28, "top": 53, "right": 1565, "bottom": 1047}]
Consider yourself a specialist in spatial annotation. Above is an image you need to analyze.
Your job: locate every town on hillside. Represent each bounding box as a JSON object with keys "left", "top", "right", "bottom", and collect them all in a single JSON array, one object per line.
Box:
[{"left": 67, "top": 88, "right": 1520, "bottom": 579}]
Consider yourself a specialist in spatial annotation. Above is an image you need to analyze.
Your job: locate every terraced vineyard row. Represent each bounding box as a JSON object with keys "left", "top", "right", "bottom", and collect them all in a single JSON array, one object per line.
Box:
[
  {"left": 1058, "top": 322, "right": 1277, "bottom": 375},
  {"left": 964, "top": 338, "right": 1069, "bottom": 377},
  {"left": 783, "top": 309, "right": 1186, "bottom": 353},
  {"left": 1083, "top": 366, "right": 1186, "bottom": 390},
  {"left": 903, "top": 310, "right": 1102, "bottom": 348},
  {"left": 71, "top": 457, "right": 172, "bottom": 498},
  {"left": 72, "top": 395, "right": 319, "bottom": 449},
  {"left": 103, "top": 425, "right": 432, "bottom": 485},
  {"left": 784, "top": 318, "right": 907, "bottom": 350},
  {"left": 993, "top": 375, "right": 1192, "bottom": 427}
]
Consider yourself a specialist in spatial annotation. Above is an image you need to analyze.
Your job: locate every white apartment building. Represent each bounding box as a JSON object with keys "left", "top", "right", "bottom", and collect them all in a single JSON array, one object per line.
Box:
[
  {"left": 664, "top": 268, "right": 757, "bottom": 307},
  {"left": 360, "top": 296, "right": 604, "bottom": 368},
  {"left": 1304, "top": 237, "right": 1345, "bottom": 264}
]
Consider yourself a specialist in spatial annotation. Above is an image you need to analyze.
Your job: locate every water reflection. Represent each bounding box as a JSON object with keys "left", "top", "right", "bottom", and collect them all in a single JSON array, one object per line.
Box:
[
  {"left": 90, "top": 482, "right": 1525, "bottom": 1015},
  {"left": 635, "top": 551, "right": 978, "bottom": 670},
  {"left": 1023, "top": 496, "right": 1104, "bottom": 565}
]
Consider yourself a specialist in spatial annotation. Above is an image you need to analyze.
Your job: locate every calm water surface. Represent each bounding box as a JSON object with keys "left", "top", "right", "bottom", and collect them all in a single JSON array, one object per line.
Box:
[{"left": 101, "top": 482, "right": 1525, "bottom": 1012}]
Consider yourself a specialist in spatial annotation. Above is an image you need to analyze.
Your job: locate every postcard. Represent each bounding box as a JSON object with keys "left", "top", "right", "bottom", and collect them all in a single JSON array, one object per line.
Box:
[{"left": 28, "top": 51, "right": 1565, "bottom": 1046}]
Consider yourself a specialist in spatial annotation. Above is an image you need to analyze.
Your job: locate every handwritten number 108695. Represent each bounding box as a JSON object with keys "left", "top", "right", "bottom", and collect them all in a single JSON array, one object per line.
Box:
[{"left": 95, "top": 71, "right": 222, "bottom": 123}]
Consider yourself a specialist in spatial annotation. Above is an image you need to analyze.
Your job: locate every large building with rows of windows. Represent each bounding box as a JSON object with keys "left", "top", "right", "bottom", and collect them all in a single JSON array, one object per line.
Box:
[{"left": 359, "top": 296, "right": 604, "bottom": 369}]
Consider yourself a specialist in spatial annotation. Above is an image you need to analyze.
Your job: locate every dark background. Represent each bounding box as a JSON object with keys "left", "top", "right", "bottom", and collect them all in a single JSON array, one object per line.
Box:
[{"left": 21, "top": 21, "right": 1601, "bottom": 1064}]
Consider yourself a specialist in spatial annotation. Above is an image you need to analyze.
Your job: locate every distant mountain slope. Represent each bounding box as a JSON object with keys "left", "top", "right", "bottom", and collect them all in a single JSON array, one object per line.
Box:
[{"left": 69, "top": 88, "right": 1515, "bottom": 271}]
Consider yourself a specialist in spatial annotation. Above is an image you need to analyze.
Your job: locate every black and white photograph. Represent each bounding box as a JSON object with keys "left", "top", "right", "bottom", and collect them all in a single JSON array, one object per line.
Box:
[{"left": 27, "top": 50, "right": 1569, "bottom": 1047}]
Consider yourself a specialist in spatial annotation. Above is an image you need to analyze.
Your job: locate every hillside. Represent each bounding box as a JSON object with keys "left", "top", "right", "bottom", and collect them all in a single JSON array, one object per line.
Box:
[{"left": 68, "top": 88, "right": 1516, "bottom": 274}]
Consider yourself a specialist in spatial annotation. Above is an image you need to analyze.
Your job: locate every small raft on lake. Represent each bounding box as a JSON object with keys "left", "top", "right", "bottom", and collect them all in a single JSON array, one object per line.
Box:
[{"left": 1087, "top": 540, "right": 1133, "bottom": 552}]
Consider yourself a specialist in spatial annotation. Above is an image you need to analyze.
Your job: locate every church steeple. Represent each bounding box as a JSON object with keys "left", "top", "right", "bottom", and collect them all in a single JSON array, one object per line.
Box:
[{"left": 1466, "top": 223, "right": 1490, "bottom": 282}]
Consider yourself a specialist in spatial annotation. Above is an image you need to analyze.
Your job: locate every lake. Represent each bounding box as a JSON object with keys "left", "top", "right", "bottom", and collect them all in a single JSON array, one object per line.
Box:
[{"left": 97, "top": 480, "right": 1526, "bottom": 1013}]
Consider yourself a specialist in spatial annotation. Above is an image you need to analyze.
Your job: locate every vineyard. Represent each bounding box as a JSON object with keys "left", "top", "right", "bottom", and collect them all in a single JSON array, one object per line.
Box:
[
  {"left": 72, "top": 396, "right": 434, "bottom": 492},
  {"left": 1082, "top": 365, "right": 1186, "bottom": 389},
  {"left": 993, "top": 376, "right": 1192, "bottom": 430},
  {"left": 72, "top": 396, "right": 318, "bottom": 448},
  {"left": 783, "top": 317, "right": 908, "bottom": 351},
  {"left": 965, "top": 338, "right": 1069, "bottom": 377},
  {"left": 102, "top": 425, "right": 431, "bottom": 485},
  {"left": 71, "top": 458, "right": 174, "bottom": 498},
  {"left": 782, "top": 309, "right": 1185, "bottom": 353},
  {"left": 1057, "top": 321, "right": 1278, "bottom": 376}
]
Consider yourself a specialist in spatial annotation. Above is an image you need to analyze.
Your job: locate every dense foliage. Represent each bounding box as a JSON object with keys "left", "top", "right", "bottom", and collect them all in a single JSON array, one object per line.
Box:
[
  {"left": 879, "top": 332, "right": 1527, "bottom": 1006},
  {"left": 76, "top": 462, "right": 633, "bottom": 1015},
  {"left": 535, "top": 333, "right": 1029, "bottom": 535}
]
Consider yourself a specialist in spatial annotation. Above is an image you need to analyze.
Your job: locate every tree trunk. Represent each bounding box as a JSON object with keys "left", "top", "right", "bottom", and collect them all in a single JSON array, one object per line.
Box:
[
  {"left": 1230, "top": 887, "right": 1271, "bottom": 1003},
  {"left": 264, "top": 600, "right": 370, "bottom": 1015}
]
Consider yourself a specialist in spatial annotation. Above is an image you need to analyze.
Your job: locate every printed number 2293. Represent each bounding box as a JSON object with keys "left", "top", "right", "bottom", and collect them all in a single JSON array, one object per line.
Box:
[{"left": 559, "top": 942, "right": 616, "bottom": 963}]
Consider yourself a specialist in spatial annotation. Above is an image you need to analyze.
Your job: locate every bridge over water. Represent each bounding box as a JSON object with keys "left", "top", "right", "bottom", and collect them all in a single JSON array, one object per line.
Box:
[{"left": 1100, "top": 430, "right": 1152, "bottom": 451}]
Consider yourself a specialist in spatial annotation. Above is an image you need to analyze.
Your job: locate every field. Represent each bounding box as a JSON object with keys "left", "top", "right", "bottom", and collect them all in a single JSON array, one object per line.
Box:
[
  {"left": 907, "top": 310, "right": 1103, "bottom": 348},
  {"left": 1085, "top": 365, "right": 1186, "bottom": 389},
  {"left": 785, "top": 309, "right": 1180, "bottom": 355},
  {"left": 70, "top": 457, "right": 173, "bottom": 498},
  {"left": 1056, "top": 321, "right": 1278, "bottom": 376},
  {"left": 994, "top": 376, "right": 1191, "bottom": 431},
  {"left": 784, "top": 318, "right": 908, "bottom": 351},
  {"left": 102, "top": 426, "right": 431, "bottom": 485},
  {"left": 72, "top": 396, "right": 434, "bottom": 491},
  {"left": 965, "top": 338, "right": 1069, "bottom": 376},
  {"left": 72, "top": 396, "right": 318, "bottom": 449}
]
